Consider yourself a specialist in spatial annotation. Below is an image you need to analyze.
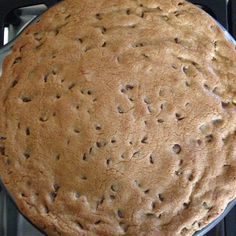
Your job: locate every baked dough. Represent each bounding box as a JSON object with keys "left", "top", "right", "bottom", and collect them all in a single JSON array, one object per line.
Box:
[{"left": 0, "top": 0, "right": 236, "bottom": 235}]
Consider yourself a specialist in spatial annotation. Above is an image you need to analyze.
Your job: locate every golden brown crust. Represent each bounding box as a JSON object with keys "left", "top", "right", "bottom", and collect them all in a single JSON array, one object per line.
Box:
[{"left": 0, "top": 0, "right": 236, "bottom": 235}]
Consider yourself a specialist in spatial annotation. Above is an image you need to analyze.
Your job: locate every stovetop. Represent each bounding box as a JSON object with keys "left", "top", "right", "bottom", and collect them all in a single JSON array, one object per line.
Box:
[{"left": 0, "top": 1, "right": 235, "bottom": 236}]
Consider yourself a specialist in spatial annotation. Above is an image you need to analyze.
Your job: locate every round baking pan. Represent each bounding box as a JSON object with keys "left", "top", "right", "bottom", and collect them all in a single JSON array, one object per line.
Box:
[{"left": 0, "top": 4, "right": 236, "bottom": 236}]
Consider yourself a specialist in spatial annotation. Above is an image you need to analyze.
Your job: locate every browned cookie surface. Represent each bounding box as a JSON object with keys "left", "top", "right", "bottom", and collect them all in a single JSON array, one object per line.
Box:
[{"left": 0, "top": 0, "right": 236, "bottom": 235}]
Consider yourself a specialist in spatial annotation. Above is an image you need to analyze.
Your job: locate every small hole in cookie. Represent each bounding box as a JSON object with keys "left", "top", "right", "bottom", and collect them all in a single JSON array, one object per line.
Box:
[
  {"left": 147, "top": 106, "right": 153, "bottom": 113},
  {"left": 146, "top": 213, "right": 155, "bottom": 218},
  {"left": 158, "top": 194, "right": 164, "bottom": 202},
  {"left": 134, "top": 42, "right": 144, "bottom": 48},
  {"left": 117, "top": 210, "right": 124, "bottom": 218},
  {"left": 152, "top": 201, "right": 157, "bottom": 209},
  {"left": 126, "top": 9, "right": 131, "bottom": 15},
  {"left": 212, "top": 118, "right": 223, "bottom": 126},
  {"left": 181, "top": 227, "right": 188, "bottom": 234},
  {"left": 174, "top": 38, "right": 180, "bottom": 43},
  {"left": 183, "top": 202, "right": 190, "bottom": 209},
  {"left": 65, "top": 14, "right": 71, "bottom": 20},
  {"left": 188, "top": 174, "right": 194, "bottom": 181},
  {"left": 221, "top": 101, "right": 230, "bottom": 108},
  {"left": 12, "top": 80, "right": 18, "bottom": 88},
  {"left": 83, "top": 153, "right": 87, "bottom": 161},
  {"left": 53, "top": 184, "right": 60, "bottom": 192},
  {"left": 134, "top": 180, "right": 141, "bottom": 188},
  {"left": 77, "top": 38, "right": 83, "bottom": 43},
  {"left": 142, "top": 53, "right": 149, "bottom": 59},
  {"left": 183, "top": 66, "right": 189, "bottom": 75},
  {"left": 102, "top": 42, "right": 107, "bottom": 47},
  {"left": 172, "top": 144, "right": 181, "bottom": 154},
  {"left": 185, "top": 81, "right": 191, "bottom": 87},
  {"left": 24, "top": 152, "right": 31, "bottom": 159},
  {"left": 76, "top": 221, "right": 84, "bottom": 230},
  {"left": 161, "top": 15, "right": 169, "bottom": 21},
  {"left": 95, "top": 125, "right": 101, "bottom": 130},
  {"left": 96, "top": 142, "right": 101, "bottom": 148},
  {"left": 203, "top": 202, "right": 212, "bottom": 211},
  {"left": 205, "top": 134, "right": 213, "bottom": 143},
  {"left": 126, "top": 84, "right": 134, "bottom": 90},
  {"left": 117, "top": 106, "right": 124, "bottom": 114},
  {"left": 0, "top": 147, "right": 5, "bottom": 156},
  {"left": 175, "top": 170, "right": 182, "bottom": 176},
  {"left": 121, "top": 88, "right": 126, "bottom": 93},
  {"left": 157, "top": 119, "right": 164, "bottom": 123},
  {"left": 84, "top": 47, "right": 92, "bottom": 52},
  {"left": 44, "top": 74, "right": 49, "bottom": 83},
  {"left": 204, "top": 83, "right": 210, "bottom": 90},
  {"left": 50, "top": 191, "right": 58, "bottom": 202},
  {"left": 56, "top": 154, "right": 60, "bottom": 161},
  {"left": 95, "top": 13, "right": 102, "bottom": 20},
  {"left": 120, "top": 222, "right": 129, "bottom": 233},
  {"left": 197, "top": 139, "right": 202, "bottom": 146},
  {"left": 54, "top": 29, "right": 59, "bottom": 35},
  {"left": 25, "top": 127, "right": 31, "bottom": 136},
  {"left": 111, "top": 139, "right": 116, "bottom": 144},
  {"left": 96, "top": 196, "right": 105, "bottom": 208},
  {"left": 19, "top": 45, "right": 26, "bottom": 52},
  {"left": 74, "top": 129, "right": 80, "bottom": 134},
  {"left": 22, "top": 97, "right": 32, "bottom": 103},
  {"left": 175, "top": 113, "right": 185, "bottom": 121},
  {"left": 81, "top": 176, "right": 87, "bottom": 180},
  {"left": 39, "top": 116, "right": 48, "bottom": 122},
  {"left": 149, "top": 155, "right": 154, "bottom": 164},
  {"left": 111, "top": 184, "right": 118, "bottom": 192},
  {"left": 144, "top": 189, "right": 150, "bottom": 194},
  {"left": 13, "top": 57, "right": 22, "bottom": 65},
  {"left": 101, "top": 27, "right": 107, "bottom": 34},
  {"left": 132, "top": 151, "right": 140, "bottom": 158},
  {"left": 141, "top": 136, "right": 148, "bottom": 144},
  {"left": 68, "top": 83, "right": 76, "bottom": 90},
  {"left": 106, "top": 158, "right": 112, "bottom": 166},
  {"left": 95, "top": 220, "right": 101, "bottom": 225},
  {"left": 44, "top": 205, "right": 50, "bottom": 214}
]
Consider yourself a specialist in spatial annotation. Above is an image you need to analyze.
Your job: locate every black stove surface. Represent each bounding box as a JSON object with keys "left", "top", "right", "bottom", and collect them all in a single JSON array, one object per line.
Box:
[{"left": 0, "top": 1, "right": 235, "bottom": 236}]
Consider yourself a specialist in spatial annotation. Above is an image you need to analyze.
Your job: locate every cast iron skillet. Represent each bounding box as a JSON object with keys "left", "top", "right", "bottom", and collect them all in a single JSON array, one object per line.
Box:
[{"left": 0, "top": 4, "right": 236, "bottom": 236}]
